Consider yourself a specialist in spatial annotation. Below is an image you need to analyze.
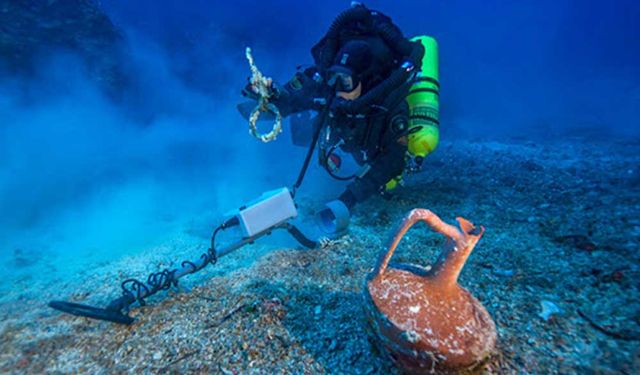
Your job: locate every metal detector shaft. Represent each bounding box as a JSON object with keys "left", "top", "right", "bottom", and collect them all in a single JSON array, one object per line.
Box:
[
  {"left": 134, "top": 222, "right": 314, "bottom": 298},
  {"left": 131, "top": 230, "right": 264, "bottom": 298},
  {"left": 49, "top": 222, "right": 317, "bottom": 324}
]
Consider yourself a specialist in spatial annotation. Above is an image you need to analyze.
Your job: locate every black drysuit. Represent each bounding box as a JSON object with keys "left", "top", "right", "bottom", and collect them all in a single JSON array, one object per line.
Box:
[
  {"left": 241, "top": 5, "right": 425, "bottom": 209},
  {"left": 271, "top": 66, "right": 412, "bottom": 209}
]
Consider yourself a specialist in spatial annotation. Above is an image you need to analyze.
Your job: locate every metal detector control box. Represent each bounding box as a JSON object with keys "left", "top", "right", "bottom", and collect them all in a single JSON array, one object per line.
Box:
[{"left": 235, "top": 187, "right": 297, "bottom": 238}]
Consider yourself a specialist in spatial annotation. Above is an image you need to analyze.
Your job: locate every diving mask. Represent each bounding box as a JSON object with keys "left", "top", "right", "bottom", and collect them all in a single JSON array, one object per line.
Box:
[{"left": 327, "top": 69, "right": 357, "bottom": 92}]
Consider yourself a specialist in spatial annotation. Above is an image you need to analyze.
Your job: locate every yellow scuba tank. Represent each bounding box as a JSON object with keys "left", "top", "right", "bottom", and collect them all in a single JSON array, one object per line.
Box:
[
  {"left": 384, "top": 36, "right": 439, "bottom": 192},
  {"left": 406, "top": 36, "right": 439, "bottom": 162}
]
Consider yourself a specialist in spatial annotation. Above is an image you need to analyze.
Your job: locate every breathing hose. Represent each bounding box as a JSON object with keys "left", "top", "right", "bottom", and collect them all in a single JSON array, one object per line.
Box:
[{"left": 315, "top": 6, "right": 372, "bottom": 69}]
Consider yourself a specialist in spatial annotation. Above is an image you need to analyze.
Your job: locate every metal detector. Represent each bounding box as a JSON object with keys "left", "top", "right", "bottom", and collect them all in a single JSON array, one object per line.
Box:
[
  {"left": 50, "top": 97, "right": 351, "bottom": 324},
  {"left": 49, "top": 188, "right": 321, "bottom": 324}
]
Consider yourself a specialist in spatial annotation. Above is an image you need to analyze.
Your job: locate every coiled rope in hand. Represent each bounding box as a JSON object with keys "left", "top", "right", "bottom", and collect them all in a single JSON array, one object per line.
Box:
[{"left": 245, "top": 47, "right": 282, "bottom": 143}]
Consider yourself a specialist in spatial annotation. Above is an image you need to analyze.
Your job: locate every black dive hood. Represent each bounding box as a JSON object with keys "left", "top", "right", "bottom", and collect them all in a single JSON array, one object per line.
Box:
[{"left": 312, "top": 3, "right": 425, "bottom": 114}]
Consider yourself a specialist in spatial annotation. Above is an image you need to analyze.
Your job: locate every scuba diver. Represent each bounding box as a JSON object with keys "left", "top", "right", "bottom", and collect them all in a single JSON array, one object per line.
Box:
[
  {"left": 47, "top": 4, "right": 441, "bottom": 325},
  {"left": 239, "top": 3, "right": 440, "bottom": 230}
]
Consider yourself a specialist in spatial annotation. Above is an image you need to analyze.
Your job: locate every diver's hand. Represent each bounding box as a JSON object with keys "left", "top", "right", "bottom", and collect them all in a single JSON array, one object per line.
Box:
[
  {"left": 241, "top": 79, "right": 260, "bottom": 100},
  {"left": 330, "top": 97, "right": 350, "bottom": 116},
  {"left": 241, "top": 77, "right": 276, "bottom": 100}
]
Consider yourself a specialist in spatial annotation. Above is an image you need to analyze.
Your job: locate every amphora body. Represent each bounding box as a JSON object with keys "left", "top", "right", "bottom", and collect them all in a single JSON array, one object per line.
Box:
[{"left": 364, "top": 209, "right": 497, "bottom": 373}]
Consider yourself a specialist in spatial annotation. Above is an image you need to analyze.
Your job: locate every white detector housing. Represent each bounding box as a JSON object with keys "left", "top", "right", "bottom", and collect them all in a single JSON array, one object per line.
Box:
[{"left": 235, "top": 187, "right": 297, "bottom": 238}]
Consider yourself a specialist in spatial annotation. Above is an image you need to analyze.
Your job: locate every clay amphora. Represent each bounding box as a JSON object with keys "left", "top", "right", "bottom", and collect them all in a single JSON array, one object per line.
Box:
[{"left": 364, "top": 209, "right": 497, "bottom": 374}]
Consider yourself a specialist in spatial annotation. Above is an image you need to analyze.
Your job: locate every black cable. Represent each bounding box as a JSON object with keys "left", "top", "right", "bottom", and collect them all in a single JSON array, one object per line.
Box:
[
  {"left": 283, "top": 223, "right": 318, "bottom": 249},
  {"left": 209, "top": 225, "right": 223, "bottom": 261},
  {"left": 321, "top": 144, "right": 356, "bottom": 181},
  {"left": 147, "top": 269, "right": 177, "bottom": 291},
  {"left": 121, "top": 278, "right": 150, "bottom": 306},
  {"left": 291, "top": 99, "right": 333, "bottom": 197},
  {"left": 50, "top": 210, "right": 324, "bottom": 324},
  {"left": 119, "top": 218, "right": 238, "bottom": 307}
]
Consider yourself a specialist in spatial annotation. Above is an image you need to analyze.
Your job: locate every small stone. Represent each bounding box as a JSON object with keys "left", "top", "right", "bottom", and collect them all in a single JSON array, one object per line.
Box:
[
  {"left": 493, "top": 268, "right": 514, "bottom": 277},
  {"left": 314, "top": 305, "right": 322, "bottom": 316},
  {"left": 328, "top": 339, "right": 338, "bottom": 351},
  {"left": 152, "top": 351, "right": 162, "bottom": 360},
  {"left": 538, "top": 300, "right": 562, "bottom": 321}
]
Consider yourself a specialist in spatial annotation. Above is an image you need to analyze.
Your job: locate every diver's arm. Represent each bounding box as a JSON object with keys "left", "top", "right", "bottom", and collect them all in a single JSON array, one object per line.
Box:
[
  {"left": 338, "top": 99, "right": 410, "bottom": 209},
  {"left": 338, "top": 141, "right": 407, "bottom": 209},
  {"left": 242, "top": 66, "right": 328, "bottom": 117},
  {"left": 270, "top": 66, "right": 329, "bottom": 117}
]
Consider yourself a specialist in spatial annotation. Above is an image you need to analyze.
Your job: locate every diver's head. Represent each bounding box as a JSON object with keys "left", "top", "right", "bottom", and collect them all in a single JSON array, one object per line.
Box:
[{"left": 327, "top": 40, "right": 372, "bottom": 100}]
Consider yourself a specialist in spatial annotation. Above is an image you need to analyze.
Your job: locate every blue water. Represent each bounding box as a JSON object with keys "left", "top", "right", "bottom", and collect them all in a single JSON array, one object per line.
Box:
[{"left": 0, "top": 0, "right": 638, "bottom": 372}]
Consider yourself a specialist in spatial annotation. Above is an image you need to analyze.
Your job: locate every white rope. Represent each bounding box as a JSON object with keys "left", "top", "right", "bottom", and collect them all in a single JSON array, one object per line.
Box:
[{"left": 245, "top": 47, "right": 282, "bottom": 143}]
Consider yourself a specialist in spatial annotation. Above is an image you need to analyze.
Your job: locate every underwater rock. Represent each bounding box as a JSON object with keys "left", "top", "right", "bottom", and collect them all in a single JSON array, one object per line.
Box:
[
  {"left": 598, "top": 269, "right": 626, "bottom": 285},
  {"left": 0, "top": 0, "right": 126, "bottom": 95},
  {"left": 364, "top": 209, "right": 497, "bottom": 373},
  {"left": 554, "top": 234, "right": 597, "bottom": 252},
  {"left": 492, "top": 268, "right": 515, "bottom": 278}
]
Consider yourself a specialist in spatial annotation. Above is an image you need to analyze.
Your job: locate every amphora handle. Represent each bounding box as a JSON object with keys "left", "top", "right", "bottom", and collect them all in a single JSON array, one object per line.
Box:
[{"left": 371, "top": 209, "right": 483, "bottom": 285}]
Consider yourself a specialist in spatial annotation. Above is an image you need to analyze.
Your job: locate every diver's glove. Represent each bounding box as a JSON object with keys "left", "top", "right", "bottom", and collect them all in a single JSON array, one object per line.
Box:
[
  {"left": 239, "top": 79, "right": 287, "bottom": 121},
  {"left": 241, "top": 82, "right": 260, "bottom": 101},
  {"left": 329, "top": 97, "right": 352, "bottom": 117},
  {"left": 241, "top": 78, "right": 279, "bottom": 101},
  {"left": 405, "top": 154, "right": 424, "bottom": 173}
]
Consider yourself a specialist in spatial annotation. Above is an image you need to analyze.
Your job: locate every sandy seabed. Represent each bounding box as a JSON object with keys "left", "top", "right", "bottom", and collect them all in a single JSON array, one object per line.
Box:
[{"left": 1, "top": 137, "right": 639, "bottom": 374}]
